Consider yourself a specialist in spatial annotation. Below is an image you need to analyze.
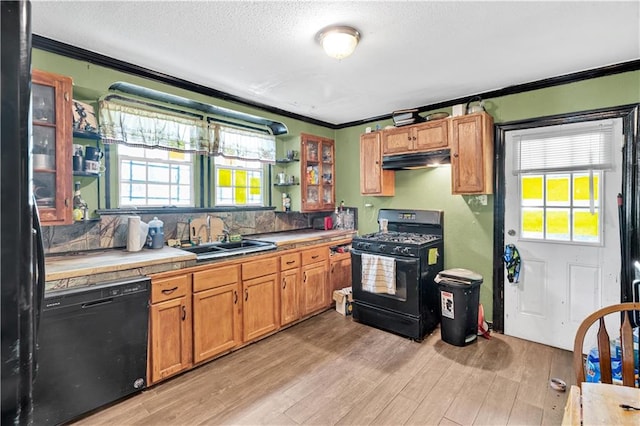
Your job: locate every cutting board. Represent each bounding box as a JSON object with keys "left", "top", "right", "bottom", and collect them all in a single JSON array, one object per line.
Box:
[{"left": 189, "top": 217, "right": 225, "bottom": 244}]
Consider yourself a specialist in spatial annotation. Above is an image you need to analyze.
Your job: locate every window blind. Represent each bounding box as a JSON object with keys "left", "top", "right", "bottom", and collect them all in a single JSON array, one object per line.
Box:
[{"left": 513, "top": 121, "right": 614, "bottom": 174}]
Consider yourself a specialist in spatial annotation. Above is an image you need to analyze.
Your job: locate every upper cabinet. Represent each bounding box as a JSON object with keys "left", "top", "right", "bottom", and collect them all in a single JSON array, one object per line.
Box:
[
  {"left": 301, "top": 133, "right": 335, "bottom": 212},
  {"left": 360, "top": 132, "right": 394, "bottom": 196},
  {"left": 450, "top": 112, "right": 494, "bottom": 195},
  {"left": 382, "top": 119, "right": 448, "bottom": 155},
  {"left": 359, "top": 111, "right": 494, "bottom": 196},
  {"left": 32, "top": 69, "right": 73, "bottom": 225}
]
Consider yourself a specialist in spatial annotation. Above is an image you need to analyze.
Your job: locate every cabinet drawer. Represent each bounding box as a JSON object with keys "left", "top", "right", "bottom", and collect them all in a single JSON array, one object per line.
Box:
[
  {"left": 242, "top": 257, "right": 278, "bottom": 280},
  {"left": 193, "top": 265, "right": 240, "bottom": 292},
  {"left": 280, "top": 252, "right": 301, "bottom": 271},
  {"left": 302, "top": 247, "right": 328, "bottom": 265},
  {"left": 151, "top": 274, "right": 191, "bottom": 303}
]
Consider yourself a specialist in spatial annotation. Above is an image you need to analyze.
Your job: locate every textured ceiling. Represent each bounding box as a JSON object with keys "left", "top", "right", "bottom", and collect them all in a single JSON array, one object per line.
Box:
[{"left": 31, "top": 1, "right": 640, "bottom": 126}]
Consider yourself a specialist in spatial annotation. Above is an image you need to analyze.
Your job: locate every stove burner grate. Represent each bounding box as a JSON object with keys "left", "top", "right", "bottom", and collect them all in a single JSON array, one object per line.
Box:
[{"left": 357, "top": 231, "right": 441, "bottom": 245}]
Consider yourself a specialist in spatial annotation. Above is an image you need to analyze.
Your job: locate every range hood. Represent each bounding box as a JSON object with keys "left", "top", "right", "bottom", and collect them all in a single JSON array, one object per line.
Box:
[{"left": 382, "top": 149, "right": 451, "bottom": 170}]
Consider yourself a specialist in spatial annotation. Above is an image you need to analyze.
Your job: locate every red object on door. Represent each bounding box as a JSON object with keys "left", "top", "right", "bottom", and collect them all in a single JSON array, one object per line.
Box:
[{"left": 324, "top": 216, "right": 333, "bottom": 230}]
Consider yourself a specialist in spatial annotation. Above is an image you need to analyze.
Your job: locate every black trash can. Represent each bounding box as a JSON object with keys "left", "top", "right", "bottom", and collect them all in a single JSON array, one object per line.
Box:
[{"left": 436, "top": 268, "right": 483, "bottom": 346}]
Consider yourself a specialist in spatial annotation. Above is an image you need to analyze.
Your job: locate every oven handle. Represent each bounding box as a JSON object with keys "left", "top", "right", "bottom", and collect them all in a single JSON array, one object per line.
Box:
[{"left": 350, "top": 249, "right": 416, "bottom": 261}]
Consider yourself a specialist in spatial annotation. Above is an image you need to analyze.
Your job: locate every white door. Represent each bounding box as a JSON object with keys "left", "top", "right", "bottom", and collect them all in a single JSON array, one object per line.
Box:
[{"left": 503, "top": 119, "right": 622, "bottom": 350}]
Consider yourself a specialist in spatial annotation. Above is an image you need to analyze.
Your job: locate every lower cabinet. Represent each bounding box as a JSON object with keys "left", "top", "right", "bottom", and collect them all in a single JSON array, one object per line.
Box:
[
  {"left": 149, "top": 273, "right": 193, "bottom": 385},
  {"left": 280, "top": 252, "right": 301, "bottom": 326},
  {"left": 241, "top": 257, "right": 279, "bottom": 342},
  {"left": 330, "top": 252, "right": 352, "bottom": 293},
  {"left": 301, "top": 246, "right": 329, "bottom": 316},
  {"left": 192, "top": 265, "right": 241, "bottom": 364},
  {"left": 242, "top": 274, "right": 279, "bottom": 341}
]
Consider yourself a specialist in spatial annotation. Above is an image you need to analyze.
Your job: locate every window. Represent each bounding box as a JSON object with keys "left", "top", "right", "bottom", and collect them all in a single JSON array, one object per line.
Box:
[
  {"left": 514, "top": 120, "right": 613, "bottom": 245},
  {"left": 101, "top": 95, "right": 275, "bottom": 208},
  {"left": 214, "top": 156, "right": 264, "bottom": 206},
  {"left": 520, "top": 171, "right": 601, "bottom": 243},
  {"left": 119, "top": 145, "right": 193, "bottom": 206}
]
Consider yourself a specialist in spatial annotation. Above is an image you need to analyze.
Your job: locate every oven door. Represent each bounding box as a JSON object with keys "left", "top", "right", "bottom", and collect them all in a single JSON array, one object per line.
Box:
[{"left": 351, "top": 249, "right": 420, "bottom": 316}]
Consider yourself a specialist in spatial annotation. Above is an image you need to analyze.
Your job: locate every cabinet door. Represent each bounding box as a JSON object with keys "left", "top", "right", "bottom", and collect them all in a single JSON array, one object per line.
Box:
[
  {"left": 414, "top": 120, "right": 449, "bottom": 151},
  {"left": 360, "top": 132, "right": 394, "bottom": 196},
  {"left": 242, "top": 273, "right": 279, "bottom": 342},
  {"left": 301, "top": 262, "right": 328, "bottom": 315},
  {"left": 32, "top": 69, "right": 73, "bottom": 225},
  {"left": 149, "top": 295, "right": 192, "bottom": 384},
  {"left": 301, "top": 133, "right": 335, "bottom": 212},
  {"left": 330, "top": 256, "right": 352, "bottom": 294},
  {"left": 281, "top": 268, "right": 300, "bottom": 326},
  {"left": 382, "top": 126, "right": 413, "bottom": 155},
  {"left": 193, "top": 283, "right": 241, "bottom": 364},
  {"left": 450, "top": 112, "right": 494, "bottom": 194}
]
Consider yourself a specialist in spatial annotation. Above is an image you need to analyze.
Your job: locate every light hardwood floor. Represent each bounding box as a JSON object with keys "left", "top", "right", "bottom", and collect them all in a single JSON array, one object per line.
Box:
[{"left": 74, "top": 310, "right": 574, "bottom": 425}]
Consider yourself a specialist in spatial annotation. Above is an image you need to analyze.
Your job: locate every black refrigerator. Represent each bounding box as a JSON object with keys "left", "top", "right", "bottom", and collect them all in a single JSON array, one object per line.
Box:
[{"left": 1, "top": 2, "right": 46, "bottom": 424}]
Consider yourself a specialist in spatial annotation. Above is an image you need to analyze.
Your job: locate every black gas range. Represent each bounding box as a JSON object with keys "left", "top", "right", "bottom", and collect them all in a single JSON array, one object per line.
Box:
[
  {"left": 351, "top": 209, "right": 444, "bottom": 341},
  {"left": 352, "top": 232, "right": 442, "bottom": 257}
]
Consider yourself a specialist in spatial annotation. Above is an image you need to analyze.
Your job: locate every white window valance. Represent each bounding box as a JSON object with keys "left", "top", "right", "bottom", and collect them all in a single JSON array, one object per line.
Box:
[
  {"left": 211, "top": 124, "right": 276, "bottom": 163},
  {"left": 513, "top": 120, "right": 614, "bottom": 174},
  {"left": 99, "top": 99, "right": 210, "bottom": 154}
]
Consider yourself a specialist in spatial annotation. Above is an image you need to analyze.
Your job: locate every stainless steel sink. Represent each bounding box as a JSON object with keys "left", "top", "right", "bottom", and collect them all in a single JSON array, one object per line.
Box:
[{"left": 180, "top": 239, "right": 277, "bottom": 261}]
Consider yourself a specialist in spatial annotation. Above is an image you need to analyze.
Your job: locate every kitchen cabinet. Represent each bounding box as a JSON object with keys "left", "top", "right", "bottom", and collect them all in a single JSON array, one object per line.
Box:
[
  {"left": 360, "top": 132, "right": 395, "bottom": 196},
  {"left": 382, "top": 119, "right": 448, "bottom": 155},
  {"left": 301, "top": 133, "right": 335, "bottom": 212},
  {"left": 330, "top": 251, "right": 352, "bottom": 294},
  {"left": 280, "top": 252, "right": 301, "bottom": 326},
  {"left": 192, "top": 265, "right": 242, "bottom": 364},
  {"left": 450, "top": 111, "right": 494, "bottom": 195},
  {"left": 300, "top": 246, "right": 329, "bottom": 315},
  {"left": 149, "top": 273, "right": 193, "bottom": 385},
  {"left": 241, "top": 258, "right": 279, "bottom": 342},
  {"left": 32, "top": 69, "right": 73, "bottom": 225}
]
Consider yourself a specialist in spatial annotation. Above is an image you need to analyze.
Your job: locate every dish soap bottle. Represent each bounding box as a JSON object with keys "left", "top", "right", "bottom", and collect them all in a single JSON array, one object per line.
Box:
[{"left": 72, "top": 181, "right": 88, "bottom": 221}]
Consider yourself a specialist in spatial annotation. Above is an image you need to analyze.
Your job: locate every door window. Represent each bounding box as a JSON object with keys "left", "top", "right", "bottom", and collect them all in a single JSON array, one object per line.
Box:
[{"left": 521, "top": 172, "right": 601, "bottom": 243}]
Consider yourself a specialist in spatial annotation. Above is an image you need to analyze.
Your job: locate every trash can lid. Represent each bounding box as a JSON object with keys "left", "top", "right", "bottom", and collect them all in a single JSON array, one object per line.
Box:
[{"left": 436, "top": 268, "right": 483, "bottom": 284}]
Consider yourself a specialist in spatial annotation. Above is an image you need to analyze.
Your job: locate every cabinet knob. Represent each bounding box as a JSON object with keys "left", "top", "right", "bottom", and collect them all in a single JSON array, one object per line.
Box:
[
  {"left": 181, "top": 305, "right": 187, "bottom": 321},
  {"left": 244, "top": 289, "right": 248, "bottom": 301},
  {"left": 282, "top": 277, "right": 287, "bottom": 289},
  {"left": 234, "top": 290, "right": 238, "bottom": 304},
  {"left": 453, "top": 153, "right": 459, "bottom": 158}
]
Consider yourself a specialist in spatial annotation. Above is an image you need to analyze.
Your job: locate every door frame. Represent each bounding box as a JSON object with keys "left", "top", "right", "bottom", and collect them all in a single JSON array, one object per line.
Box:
[{"left": 492, "top": 104, "right": 640, "bottom": 332}]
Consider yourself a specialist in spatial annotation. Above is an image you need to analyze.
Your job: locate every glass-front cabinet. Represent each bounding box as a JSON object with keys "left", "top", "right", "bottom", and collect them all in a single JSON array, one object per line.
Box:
[
  {"left": 301, "top": 133, "right": 335, "bottom": 212},
  {"left": 32, "top": 69, "right": 73, "bottom": 225}
]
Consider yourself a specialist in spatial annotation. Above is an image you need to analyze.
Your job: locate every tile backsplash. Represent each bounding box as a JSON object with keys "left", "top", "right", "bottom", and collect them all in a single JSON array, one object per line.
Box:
[{"left": 43, "top": 210, "right": 314, "bottom": 254}]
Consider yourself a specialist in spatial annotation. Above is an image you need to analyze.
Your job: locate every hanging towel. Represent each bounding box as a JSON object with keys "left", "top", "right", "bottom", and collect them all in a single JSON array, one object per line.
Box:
[{"left": 361, "top": 253, "right": 396, "bottom": 295}]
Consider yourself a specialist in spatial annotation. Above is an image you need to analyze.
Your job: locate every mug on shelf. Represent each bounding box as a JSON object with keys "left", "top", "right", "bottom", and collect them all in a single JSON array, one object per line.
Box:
[
  {"left": 84, "top": 159, "right": 104, "bottom": 174},
  {"left": 85, "top": 146, "right": 103, "bottom": 162}
]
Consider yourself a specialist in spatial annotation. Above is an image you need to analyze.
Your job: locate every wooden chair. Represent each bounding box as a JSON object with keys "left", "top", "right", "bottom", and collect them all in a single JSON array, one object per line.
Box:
[
  {"left": 573, "top": 302, "right": 640, "bottom": 388},
  {"left": 573, "top": 302, "right": 640, "bottom": 387}
]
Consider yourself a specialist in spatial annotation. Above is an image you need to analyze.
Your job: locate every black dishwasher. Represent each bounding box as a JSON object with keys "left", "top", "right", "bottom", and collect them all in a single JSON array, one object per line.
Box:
[{"left": 33, "top": 277, "right": 150, "bottom": 425}]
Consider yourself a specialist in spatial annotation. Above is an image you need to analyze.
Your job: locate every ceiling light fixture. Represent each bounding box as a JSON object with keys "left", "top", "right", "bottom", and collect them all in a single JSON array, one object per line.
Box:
[{"left": 317, "top": 25, "right": 360, "bottom": 60}]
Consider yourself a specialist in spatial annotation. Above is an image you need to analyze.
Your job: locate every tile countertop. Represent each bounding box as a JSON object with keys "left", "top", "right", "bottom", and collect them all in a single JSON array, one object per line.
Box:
[
  {"left": 250, "top": 229, "right": 356, "bottom": 247},
  {"left": 45, "top": 229, "right": 356, "bottom": 282},
  {"left": 45, "top": 246, "right": 197, "bottom": 282}
]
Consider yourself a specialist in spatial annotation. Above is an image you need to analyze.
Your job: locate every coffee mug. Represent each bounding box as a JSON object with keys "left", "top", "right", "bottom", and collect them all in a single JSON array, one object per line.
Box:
[
  {"left": 85, "top": 146, "right": 103, "bottom": 161},
  {"left": 84, "top": 159, "right": 104, "bottom": 174}
]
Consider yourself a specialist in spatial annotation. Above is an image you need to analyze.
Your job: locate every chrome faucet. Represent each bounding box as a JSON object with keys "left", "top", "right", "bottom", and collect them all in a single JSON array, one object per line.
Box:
[
  {"left": 222, "top": 228, "right": 230, "bottom": 243},
  {"left": 206, "top": 215, "right": 212, "bottom": 243}
]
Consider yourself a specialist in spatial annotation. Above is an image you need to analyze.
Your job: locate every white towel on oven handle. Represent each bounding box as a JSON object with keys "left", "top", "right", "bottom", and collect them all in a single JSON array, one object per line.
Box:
[{"left": 361, "top": 253, "right": 396, "bottom": 295}]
